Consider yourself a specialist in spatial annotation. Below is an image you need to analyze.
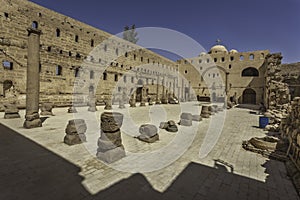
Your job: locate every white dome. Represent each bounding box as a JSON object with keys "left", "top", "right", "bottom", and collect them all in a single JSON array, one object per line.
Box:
[
  {"left": 199, "top": 52, "right": 206, "bottom": 56},
  {"left": 229, "top": 49, "right": 238, "bottom": 53},
  {"left": 209, "top": 45, "right": 228, "bottom": 54}
]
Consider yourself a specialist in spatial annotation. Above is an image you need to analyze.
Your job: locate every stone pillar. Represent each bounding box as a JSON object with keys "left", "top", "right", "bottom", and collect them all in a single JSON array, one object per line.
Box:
[
  {"left": 140, "top": 87, "right": 146, "bottom": 106},
  {"left": 156, "top": 76, "right": 161, "bottom": 104},
  {"left": 88, "top": 95, "right": 97, "bottom": 112},
  {"left": 104, "top": 95, "right": 112, "bottom": 110},
  {"left": 200, "top": 105, "right": 210, "bottom": 118},
  {"left": 23, "top": 27, "right": 42, "bottom": 129},
  {"left": 119, "top": 88, "right": 125, "bottom": 109},
  {"left": 64, "top": 119, "right": 87, "bottom": 145},
  {"left": 129, "top": 92, "right": 136, "bottom": 107},
  {"left": 97, "top": 112, "right": 125, "bottom": 163}
]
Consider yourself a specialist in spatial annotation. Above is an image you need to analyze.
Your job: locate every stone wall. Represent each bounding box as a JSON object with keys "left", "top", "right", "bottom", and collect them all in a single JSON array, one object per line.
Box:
[
  {"left": 0, "top": 0, "right": 184, "bottom": 108},
  {"left": 281, "top": 97, "right": 300, "bottom": 169},
  {"left": 264, "top": 53, "right": 290, "bottom": 110}
]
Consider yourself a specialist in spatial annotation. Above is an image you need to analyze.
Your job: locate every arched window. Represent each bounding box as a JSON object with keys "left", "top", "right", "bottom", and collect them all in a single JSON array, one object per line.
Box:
[
  {"left": 125, "top": 52, "right": 128, "bottom": 57},
  {"left": 56, "top": 28, "right": 60, "bottom": 37},
  {"left": 241, "top": 67, "right": 259, "bottom": 77},
  {"left": 240, "top": 55, "right": 244, "bottom": 61},
  {"left": 75, "top": 35, "right": 79, "bottom": 42},
  {"left": 114, "top": 74, "right": 118, "bottom": 82},
  {"left": 103, "top": 72, "right": 107, "bottom": 80},
  {"left": 123, "top": 76, "right": 127, "bottom": 83},
  {"left": 249, "top": 54, "right": 254, "bottom": 60},
  {"left": 104, "top": 44, "right": 107, "bottom": 51},
  {"left": 32, "top": 21, "right": 38, "bottom": 29},
  {"left": 115, "top": 48, "right": 119, "bottom": 55}
]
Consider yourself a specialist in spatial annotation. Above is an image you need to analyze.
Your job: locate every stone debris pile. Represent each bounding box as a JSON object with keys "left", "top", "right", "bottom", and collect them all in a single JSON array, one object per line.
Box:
[{"left": 159, "top": 120, "right": 178, "bottom": 132}]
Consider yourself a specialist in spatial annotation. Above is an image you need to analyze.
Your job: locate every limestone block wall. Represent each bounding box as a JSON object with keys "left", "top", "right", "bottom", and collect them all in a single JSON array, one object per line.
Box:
[
  {"left": 0, "top": 0, "right": 184, "bottom": 108},
  {"left": 179, "top": 49, "right": 269, "bottom": 103}
]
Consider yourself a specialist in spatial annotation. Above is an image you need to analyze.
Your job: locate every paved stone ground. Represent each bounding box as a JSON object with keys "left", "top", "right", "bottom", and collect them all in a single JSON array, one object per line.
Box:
[{"left": 0, "top": 102, "right": 299, "bottom": 200}]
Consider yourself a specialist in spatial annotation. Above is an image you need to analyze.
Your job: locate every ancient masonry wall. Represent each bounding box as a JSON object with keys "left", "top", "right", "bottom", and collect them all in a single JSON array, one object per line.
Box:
[
  {"left": 264, "top": 53, "right": 290, "bottom": 110},
  {"left": 281, "top": 97, "right": 300, "bottom": 169},
  {"left": 0, "top": 0, "right": 182, "bottom": 108}
]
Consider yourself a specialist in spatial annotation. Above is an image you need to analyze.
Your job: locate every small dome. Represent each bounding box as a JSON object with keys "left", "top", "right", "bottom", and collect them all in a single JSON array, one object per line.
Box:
[
  {"left": 209, "top": 45, "right": 228, "bottom": 54},
  {"left": 229, "top": 49, "right": 238, "bottom": 53},
  {"left": 199, "top": 52, "right": 206, "bottom": 56}
]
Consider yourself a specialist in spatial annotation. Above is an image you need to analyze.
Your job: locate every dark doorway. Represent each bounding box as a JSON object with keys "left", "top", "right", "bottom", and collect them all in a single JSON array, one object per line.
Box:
[
  {"left": 136, "top": 87, "right": 142, "bottom": 102},
  {"left": 3, "top": 80, "right": 13, "bottom": 97},
  {"left": 242, "top": 88, "right": 256, "bottom": 104}
]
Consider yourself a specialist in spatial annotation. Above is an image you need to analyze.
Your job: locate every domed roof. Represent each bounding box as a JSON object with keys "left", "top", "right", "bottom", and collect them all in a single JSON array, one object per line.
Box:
[
  {"left": 229, "top": 49, "right": 238, "bottom": 53},
  {"left": 209, "top": 45, "right": 228, "bottom": 54},
  {"left": 199, "top": 52, "right": 206, "bottom": 56}
]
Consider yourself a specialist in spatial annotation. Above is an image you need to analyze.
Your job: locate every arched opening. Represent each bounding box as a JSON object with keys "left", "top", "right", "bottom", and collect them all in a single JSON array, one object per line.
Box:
[
  {"left": 56, "top": 28, "right": 60, "bottom": 37},
  {"left": 3, "top": 80, "right": 13, "bottom": 97},
  {"left": 89, "top": 85, "right": 94, "bottom": 96},
  {"left": 32, "top": 21, "right": 38, "bottom": 29},
  {"left": 242, "top": 88, "right": 256, "bottom": 104},
  {"left": 137, "top": 79, "right": 143, "bottom": 85},
  {"left": 242, "top": 67, "right": 259, "bottom": 77}
]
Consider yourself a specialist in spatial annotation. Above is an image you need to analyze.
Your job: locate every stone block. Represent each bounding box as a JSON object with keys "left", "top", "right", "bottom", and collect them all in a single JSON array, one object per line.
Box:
[
  {"left": 192, "top": 115, "right": 202, "bottom": 122},
  {"left": 166, "top": 125, "right": 178, "bottom": 132},
  {"left": 137, "top": 133, "right": 159, "bottom": 143},
  {"left": 96, "top": 145, "right": 126, "bottom": 163},
  {"left": 139, "top": 124, "right": 158, "bottom": 137},
  {"left": 100, "top": 112, "right": 123, "bottom": 132},
  {"left": 23, "top": 118, "right": 42, "bottom": 129},
  {"left": 180, "top": 113, "right": 192, "bottom": 120},
  {"left": 179, "top": 119, "right": 192, "bottom": 126}
]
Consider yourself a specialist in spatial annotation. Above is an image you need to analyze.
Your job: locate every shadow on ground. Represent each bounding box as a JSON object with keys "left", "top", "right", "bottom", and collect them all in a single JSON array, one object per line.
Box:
[{"left": 0, "top": 123, "right": 297, "bottom": 200}]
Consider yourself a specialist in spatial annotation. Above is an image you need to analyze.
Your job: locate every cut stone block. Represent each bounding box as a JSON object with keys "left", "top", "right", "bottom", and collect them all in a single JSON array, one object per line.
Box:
[{"left": 96, "top": 146, "right": 126, "bottom": 163}]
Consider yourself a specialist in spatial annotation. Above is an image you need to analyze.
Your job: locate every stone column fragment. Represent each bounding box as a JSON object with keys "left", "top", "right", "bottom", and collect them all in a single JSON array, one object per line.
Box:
[
  {"left": 64, "top": 119, "right": 87, "bottom": 145},
  {"left": 97, "top": 112, "right": 125, "bottom": 163}
]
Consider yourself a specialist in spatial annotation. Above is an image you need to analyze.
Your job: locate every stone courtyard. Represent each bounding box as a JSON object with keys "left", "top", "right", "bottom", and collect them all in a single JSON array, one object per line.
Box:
[{"left": 0, "top": 102, "right": 298, "bottom": 200}]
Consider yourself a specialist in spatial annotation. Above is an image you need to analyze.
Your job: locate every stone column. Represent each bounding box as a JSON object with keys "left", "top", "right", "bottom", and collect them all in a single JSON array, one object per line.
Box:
[
  {"left": 97, "top": 112, "right": 125, "bottom": 163},
  {"left": 129, "top": 91, "right": 136, "bottom": 107},
  {"left": 104, "top": 95, "right": 112, "bottom": 110},
  {"left": 23, "top": 27, "right": 42, "bottom": 128},
  {"left": 140, "top": 87, "right": 146, "bottom": 106},
  {"left": 156, "top": 75, "right": 161, "bottom": 104}
]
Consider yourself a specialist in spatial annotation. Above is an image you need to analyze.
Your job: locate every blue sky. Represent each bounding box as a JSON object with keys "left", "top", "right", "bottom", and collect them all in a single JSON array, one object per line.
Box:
[{"left": 30, "top": 0, "right": 299, "bottom": 63}]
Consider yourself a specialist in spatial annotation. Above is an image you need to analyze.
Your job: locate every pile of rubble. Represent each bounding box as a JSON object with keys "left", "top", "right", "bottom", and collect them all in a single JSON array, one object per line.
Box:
[{"left": 280, "top": 97, "right": 300, "bottom": 193}]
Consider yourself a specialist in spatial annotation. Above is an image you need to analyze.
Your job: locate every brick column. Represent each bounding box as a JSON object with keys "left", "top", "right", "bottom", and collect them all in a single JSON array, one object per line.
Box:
[{"left": 23, "top": 27, "right": 42, "bottom": 128}]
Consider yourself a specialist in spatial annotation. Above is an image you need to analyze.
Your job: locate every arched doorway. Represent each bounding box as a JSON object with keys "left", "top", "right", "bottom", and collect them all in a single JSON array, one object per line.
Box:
[
  {"left": 242, "top": 88, "right": 256, "bottom": 104},
  {"left": 136, "top": 79, "right": 144, "bottom": 102},
  {"left": 3, "top": 80, "right": 13, "bottom": 97}
]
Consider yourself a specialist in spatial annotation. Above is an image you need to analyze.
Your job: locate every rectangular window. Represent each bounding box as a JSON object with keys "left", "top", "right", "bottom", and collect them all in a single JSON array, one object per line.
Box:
[
  {"left": 3, "top": 61, "right": 13, "bottom": 70},
  {"left": 56, "top": 65, "right": 62, "bottom": 75},
  {"left": 114, "top": 74, "right": 118, "bottom": 82}
]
